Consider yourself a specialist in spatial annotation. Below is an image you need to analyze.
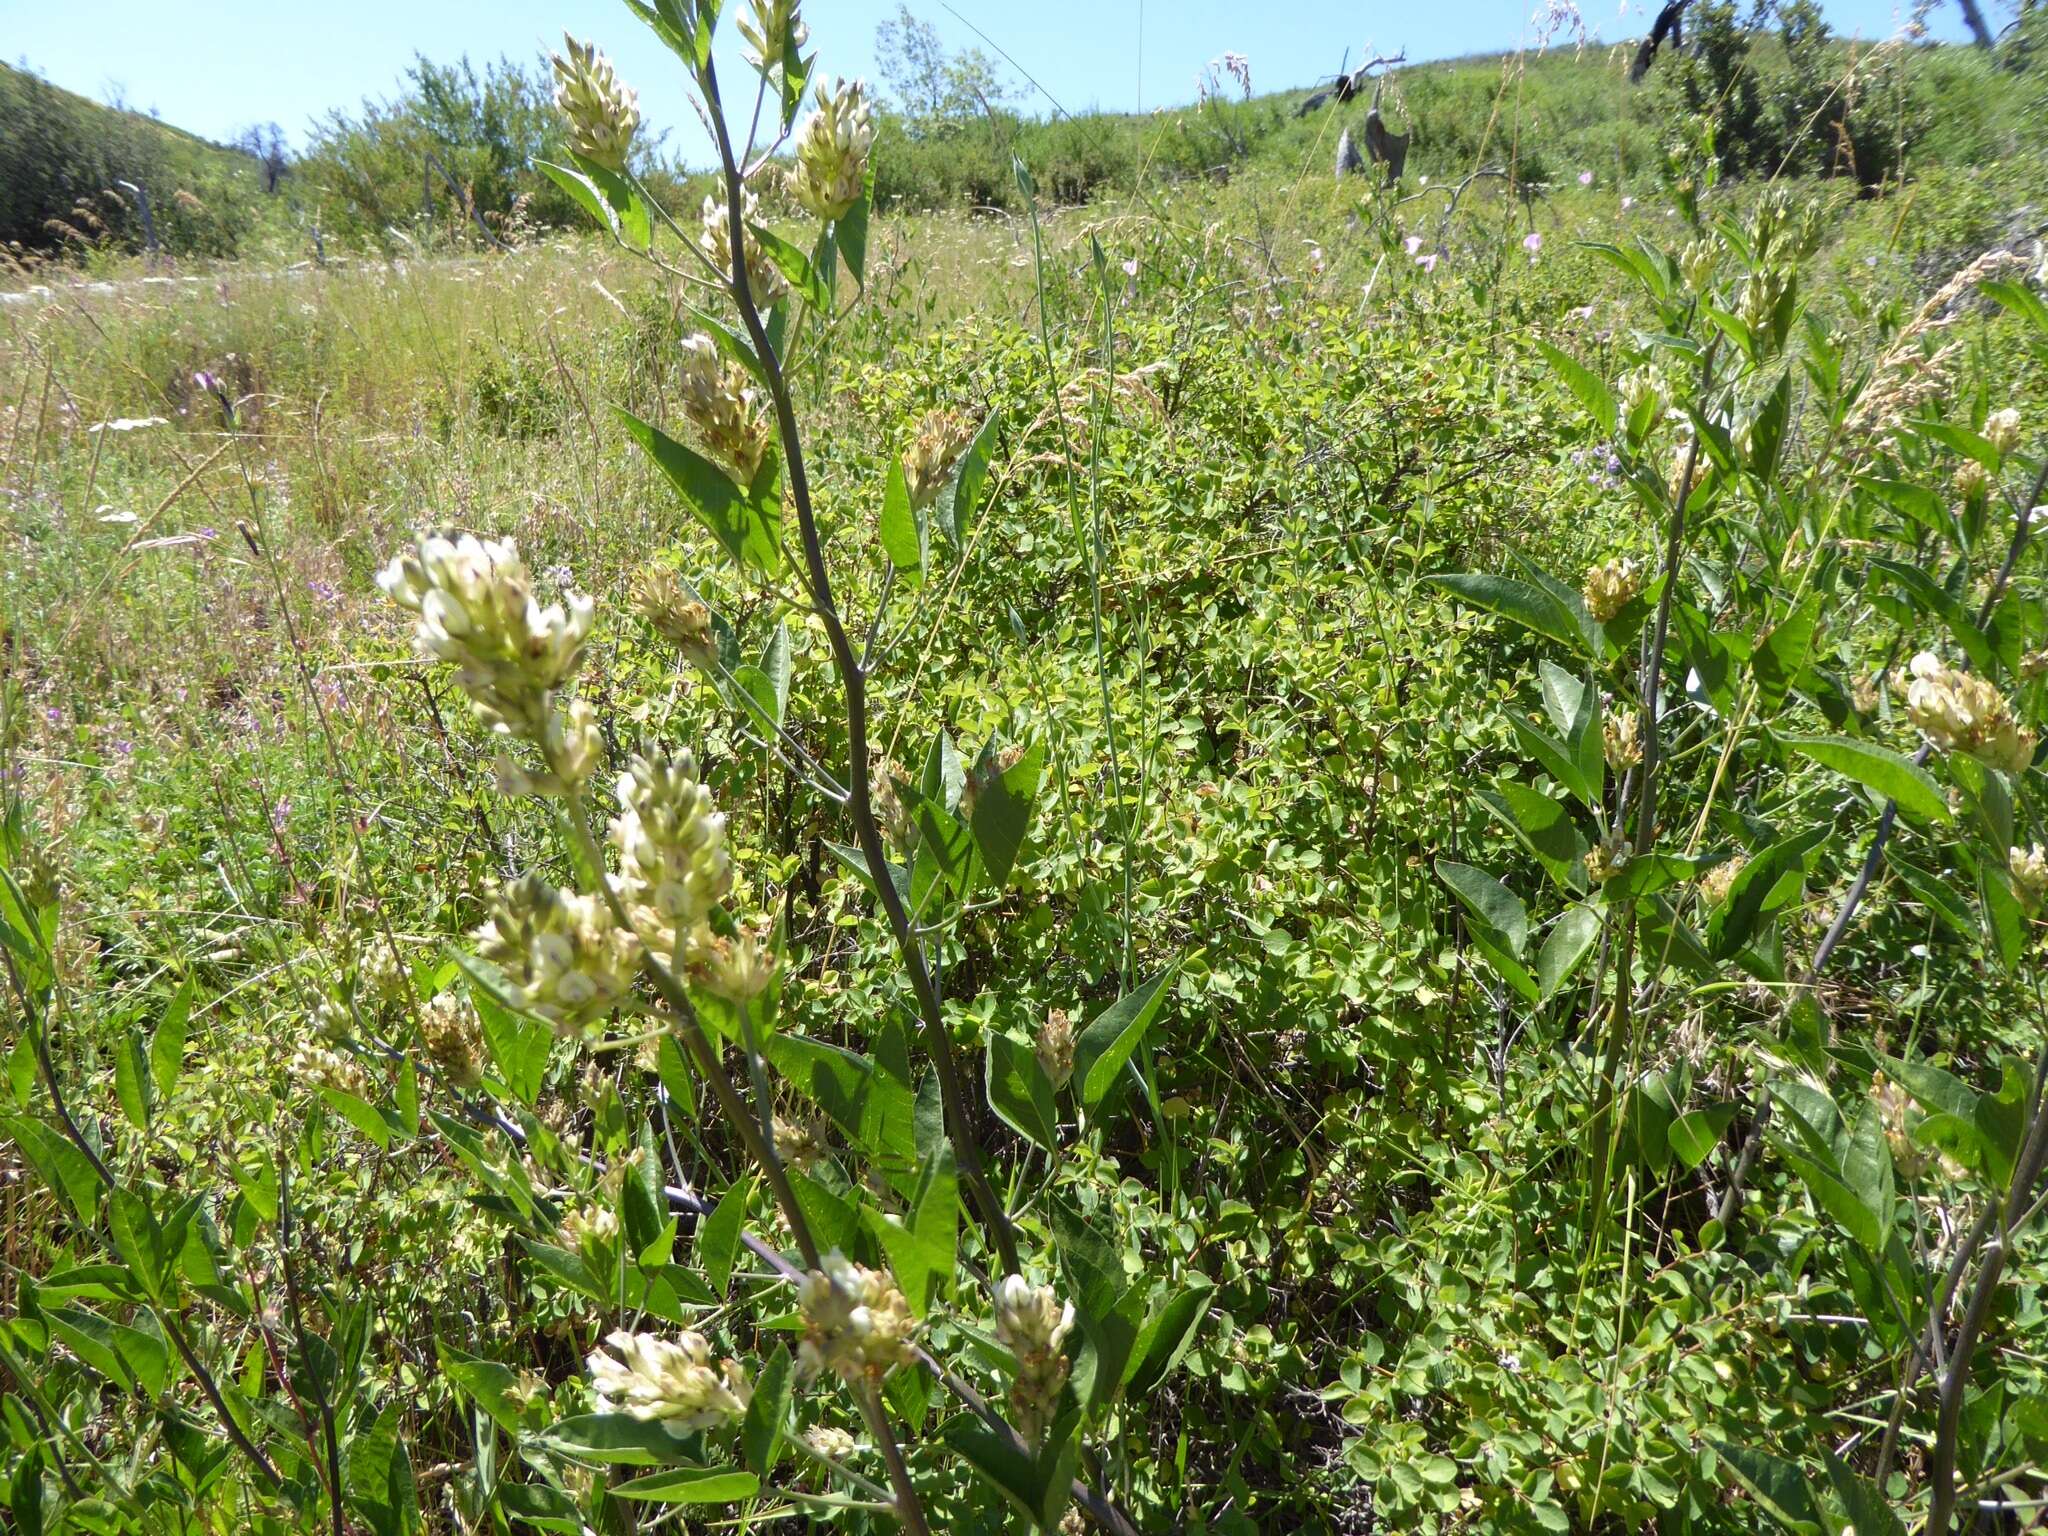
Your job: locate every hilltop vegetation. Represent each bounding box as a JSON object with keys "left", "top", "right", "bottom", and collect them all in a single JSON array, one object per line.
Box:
[{"left": 4, "top": 3, "right": 2048, "bottom": 1535}]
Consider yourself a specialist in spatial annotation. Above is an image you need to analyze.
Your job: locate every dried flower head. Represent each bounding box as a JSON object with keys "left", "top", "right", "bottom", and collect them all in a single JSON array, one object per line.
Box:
[
  {"left": 774, "top": 1115, "right": 826, "bottom": 1172},
  {"left": 475, "top": 874, "right": 642, "bottom": 1034},
  {"left": 1603, "top": 708, "right": 1642, "bottom": 771},
  {"left": 611, "top": 749, "right": 732, "bottom": 961},
  {"left": 1582, "top": 558, "right": 1642, "bottom": 623},
  {"left": 994, "top": 1273, "right": 1075, "bottom": 1438},
  {"left": 1680, "top": 237, "right": 1717, "bottom": 293},
  {"left": 902, "top": 407, "right": 977, "bottom": 509},
  {"left": 696, "top": 917, "right": 777, "bottom": 1004},
  {"left": 494, "top": 696, "right": 603, "bottom": 798},
  {"left": 1584, "top": 830, "right": 1632, "bottom": 884},
  {"left": 1955, "top": 459, "right": 1989, "bottom": 500},
  {"left": 737, "top": 0, "right": 808, "bottom": 72},
  {"left": 377, "top": 534, "right": 595, "bottom": 765},
  {"left": 1869, "top": 1072, "right": 1927, "bottom": 1178},
  {"left": 422, "top": 990, "right": 486, "bottom": 1090},
  {"left": 677, "top": 334, "right": 773, "bottom": 483},
  {"left": 700, "top": 187, "right": 789, "bottom": 306},
  {"left": 587, "top": 1329, "right": 751, "bottom": 1433},
  {"left": 551, "top": 36, "right": 639, "bottom": 172},
  {"left": 797, "top": 1251, "right": 917, "bottom": 1381},
  {"left": 1904, "top": 652, "right": 2036, "bottom": 774},
  {"left": 1698, "top": 854, "right": 1746, "bottom": 908},
  {"left": 793, "top": 78, "right": 874, "bottom": 222},
  {"left": 632, "top": 566, "right": 720, "bottom": 670}
]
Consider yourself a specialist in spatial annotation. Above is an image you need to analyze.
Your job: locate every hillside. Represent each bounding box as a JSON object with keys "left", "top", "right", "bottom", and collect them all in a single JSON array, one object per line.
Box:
[{"left": 0, "top": 61, "right": 293, "bottom": 265}]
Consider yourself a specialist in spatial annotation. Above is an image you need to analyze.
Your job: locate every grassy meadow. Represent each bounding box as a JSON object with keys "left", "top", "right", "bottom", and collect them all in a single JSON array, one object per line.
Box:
[{"left": 5, "top": 14, "right": 2048, "bottom": 1536}]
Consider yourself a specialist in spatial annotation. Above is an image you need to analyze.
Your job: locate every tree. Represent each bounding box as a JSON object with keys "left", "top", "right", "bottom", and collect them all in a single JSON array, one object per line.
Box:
[
  {"left": 873, "top": 4, "right": 1013, "bottom": 133},
  {"left": 234, "top": 122, "right": 289, "bottom": 194}
]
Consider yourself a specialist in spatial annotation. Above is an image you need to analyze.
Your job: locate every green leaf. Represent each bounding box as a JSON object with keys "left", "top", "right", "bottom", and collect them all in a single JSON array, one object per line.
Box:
[
  {"left": 1709, "top": 827, "right": 1826, "bottom": 960},
  {"left": 1782, "top": 735, "right": 1950, "bottom": 825},
  {"left": 742, "top": 1345, "right": 793, "bottom": 1477},
  {"left": 1428, "top": 572, "right": 1582, "bottom": 652},
  {"left": 986, "top": 1029, "right": 1060, "bottom": 1151},
  {"left": 466, "top": 973, "right": 551, "bottom": 1107},
  {"left": 1710, "top": 1439, "right": 1821, "bottom": 1532},
  {"left": 878, "top": 456, "right": 923, "bottom": 576},
  {"left": 1532, "top": 339, "right": 1617, "bottom": 437},
  {"left": 1479, "top": 785, "right": 1588, "bottom": 893},
  {"left": 610, "top": 1465, "right": 760, "bottom": 1503},
  {"left": 345, "top": 1404, "right": 420, "bottom": 1536},
  {"left": 1506, "top": 715, "right": 1596, "bottom": 809},
  {"left": 1073, "top": 965, "right": 1180, "bottom": 1108},
  {"left": 113, "top": 1033, "right": 151, "bottom": 1133},
  {"left": 2, "top": 1114, "right": 103, "bottom": 1223},
  {"left": 1124, "top": 1278, "right": 1214, "bottom": 1397},
  {"left": 437, "top": 1341, "right": 527, "bottom": 1433},
  {"left": 968, "top": 739, "right": 1044, "bottom": 892},
  {"left": 1750, "top": 593, "right": 1820, "bottom": 712},
  {"left": 531, "top": 1413, "right": 701, "bottom": 1466},
  {"left": 1823, "top": 1452, "right": 1906, "bottom": 1536},
  {"left": 1535, "top": 905, "right": 1601, "bottom": 1000},
  {"left": 697, "top": 1175, "right": 753, "bottom": 1297},
  {"left": 107, "top": 1187, "right": 167, "bottom": 1298},
  {"left": 867, "top": 1146, "right": 957, "bottom": 1317},
  {"left": 150, "top": 980, "right": 191, "bottom": 1101},
  {"left": 616, "top": 406, "right": 784, "bottom": 576},
  {"left": 764, "top": 1033, "right": 918, "bottom": 1182},
  {"left": 1983, "top": 278, "right": 2048, "bottom": 338},
  {"left": 939, "top": 409, "right": 1001, "bottom": 545},
  {"left": 749, "top": 221, "right": 829, "bottom": 310},
  {"left": 1434, "top": 861, "right": 1529, "bottom": 958},
  {"left": 1669, "top": 1103, "right": 1737, "bottom": 1169},
  {"left": 321, "top": 1086, "right": 394, "bottom": 1150},
  {"left": 835, "top": 158, "right": 874, "bottom": 287}
]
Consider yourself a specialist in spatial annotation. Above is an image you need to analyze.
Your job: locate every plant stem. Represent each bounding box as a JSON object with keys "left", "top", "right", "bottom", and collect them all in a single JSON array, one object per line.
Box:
[
  {"left": 697, "top": 54, "right": 1019, "bottom": 1276},
  {"left": 858, "top": 1378, "right": 933, "bottom": 1536}
]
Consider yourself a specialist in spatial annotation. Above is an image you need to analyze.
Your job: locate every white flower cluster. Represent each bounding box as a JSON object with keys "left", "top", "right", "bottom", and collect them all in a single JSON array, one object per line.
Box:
[
  {"left": 2012, "top": 842, "right": 2048, "bottom": 914},
  {"left": 610, "top": 749, "right": 733, "bottom": 961},
  {"left": 1903, "top": 652, "right": 2037, "bottom": 775},
  {"left": 697, "top": 917, "right": 778, "bottom": 1004},
  {"left": 678, "top": 334, "right": 773, "bottom": 483},
  {"left": 291, "top": 1042, "right": 370, "bottom": 1097},
  {"left": 559, "top": 1202, "right": 620, "bottom": 1251},
  {"left": 700, "top": 186, "right": 789, "bottom": 307},
  {"left": 551, "top": 35, "right": 640, "bottom": 172},
  {"left": 994, "top": 1273, "right": 1076, "bottom": 1438},
  {"left": 587, "top": 1329, "right": 752, "bottom": 1434},
  {"left": 797, "top": 1251, "right": 917, "bottom": 1382},
  {"left": 1984, "top": 407, "right": 2022, "bottom": 456},
  {"left": 738, "top": 0, "right": 808, "bottom": 70},
  {"left": 793, "top": 78, "right": 874, "bottom": 222},
  {"left": 475, "top": 873, "right": 642, "bottom": 1035},
  {"left": 1036, "top": 1008, "right": 1075, "bottom": 1090},
  {"left": 377, "top": 534, "right": 598, "bottom": 794}
]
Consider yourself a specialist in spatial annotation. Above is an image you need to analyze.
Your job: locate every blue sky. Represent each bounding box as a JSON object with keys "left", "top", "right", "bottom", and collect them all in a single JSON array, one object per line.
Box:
[{"left": 6, "top": 0, "right": 1972, "bottom": 160}]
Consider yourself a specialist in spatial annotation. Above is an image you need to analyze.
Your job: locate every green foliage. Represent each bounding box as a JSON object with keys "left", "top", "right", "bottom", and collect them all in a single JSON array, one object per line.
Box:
[{"left": 3, "top": 10, "right": 2048, "bottom": 1536}]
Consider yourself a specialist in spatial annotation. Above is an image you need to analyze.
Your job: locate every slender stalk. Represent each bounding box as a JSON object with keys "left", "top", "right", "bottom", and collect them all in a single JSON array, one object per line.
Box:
[
  {"left": 858, "top": 1378, "right": 933, "bottom": 1536},
  {"left": 278, "top": 1154, "right": 347, "bottom": 1536},
  {"left": 6, "top": 957, "right": 285, "bottom": 1493},
  {"left": 696, "top": 53, "right": 1020, "bottom": 1276}
]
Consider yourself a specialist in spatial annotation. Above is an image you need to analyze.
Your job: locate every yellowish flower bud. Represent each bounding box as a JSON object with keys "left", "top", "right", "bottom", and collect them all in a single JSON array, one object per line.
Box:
[
  {"left": 1036, "top": 1008, "right": 1075, "bottom": 1089},
  {"left": 1581, "top": 558, "right": 1642, "bottom": 623},
  {"left": 797, "top": 1252, "right": 917, "bottom": 1381},
  {"left": 994, "top": 1273, "right": 1076, "bottom": 1439},
  {"left": 632, "top": 566, "right": 720, "bottom": 670},
  {"left": 737, "top": 0, "right": 808, "bottom": 72},
  {"left": 2012, "top": 842, "right": 2048, "bottom": 914},
  {"left": 700, "top": 187, "right": 789, "bottom": 306},
  {"left": 1984, "top": 407, "right": 2022, "bottom": 456},
  {"left": 611, "top": 748, "right": 733, "bottom": 962},
  {"left": 475, "top": 874, "right": 642, "bottom": 1035},
  {"left": 551, "top": 35, "right": 639, "bottom": 173},
  {"left": 677, "top": 334, "right": 773, "bottom": 483},
  {"left": 1603, "top": 708, "right": 1642, "bottom": 771},
  {"left": 793, "top": 77, "right": 874, "bottom": 222},
  {"left": 902, "top": 407, "right": 977, "bottom": 510}
]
